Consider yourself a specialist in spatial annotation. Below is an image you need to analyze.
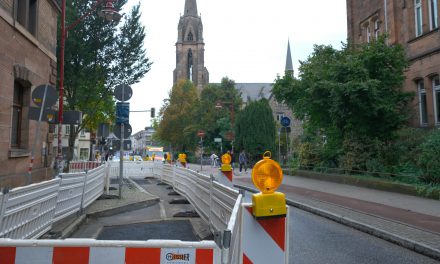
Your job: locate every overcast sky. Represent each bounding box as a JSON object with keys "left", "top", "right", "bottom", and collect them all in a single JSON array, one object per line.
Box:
[{"left": 123, "top": 0, "right": 348, "bottom": 133}]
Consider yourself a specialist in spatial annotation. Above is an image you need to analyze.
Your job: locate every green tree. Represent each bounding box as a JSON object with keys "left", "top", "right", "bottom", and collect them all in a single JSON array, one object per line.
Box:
[
  {"left": 195, "top": 78, "right": 242, "bottom": 153},
  {"left": 272, "top": 37, "right": 413, "bottom": 169},
  {"left": 235, "top": 99, "right": 276, "bottom": 163},
  {"left": 60, "top": 1, "right": 152, "bottom": 161},
  {"left": 156, "top": 80, "right": 198, "bottom": 152}
]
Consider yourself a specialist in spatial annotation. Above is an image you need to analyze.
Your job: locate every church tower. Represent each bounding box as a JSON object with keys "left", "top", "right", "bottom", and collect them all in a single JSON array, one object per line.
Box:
[
  {"left": 285, "top": 39, "right": 294, "bottom": 77},
  {"left": 173, "top": 0, "right": 209, "bottom": 92}
]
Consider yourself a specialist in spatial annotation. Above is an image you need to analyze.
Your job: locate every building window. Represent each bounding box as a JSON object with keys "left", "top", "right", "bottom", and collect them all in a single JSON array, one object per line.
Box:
[
  {"left": 80, "top": 148, "right": 89, "bottom": 160},
  {"left": 16, "top": 0, "right": 38, "bottom": 36},
  {"left": 374, "top": 20, "right": 380, "bottom": 39},
  {"left": 366, "top": 25, "right": 371, "bottom": 43},
  {"left": 418, "top": 80, "right": 428, "bottom": 126},
  {"left": 433, "top": 75, "right": 440, "bottom": 124},
  {"left": 415, "top": 0, "right": 423, "bottom": 37},
  {"left": 11, "top": 81, "right": 25, "bottom": 148},
  {"left": 187, "top": 32, "right": 193, "bottom": 41},
  {"left": 429, "top": 0, "right": 438, "bottom": 30},
  {"left": 65, "top": 125, "right": 70, "bottom": 135},
  {"left": 80, "top": 130, "right": 85, "bottom": 137}
]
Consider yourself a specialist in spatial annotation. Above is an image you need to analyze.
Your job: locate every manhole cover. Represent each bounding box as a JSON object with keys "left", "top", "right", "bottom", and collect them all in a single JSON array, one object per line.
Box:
[{"left": 97, "top": 220, "right": 198, "bottom": 241}]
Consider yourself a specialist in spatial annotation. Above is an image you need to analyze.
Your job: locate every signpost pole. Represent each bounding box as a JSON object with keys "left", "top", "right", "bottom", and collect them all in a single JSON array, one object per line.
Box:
[{"left": 119, "top": 86, "right": 125, "bottom": 199}]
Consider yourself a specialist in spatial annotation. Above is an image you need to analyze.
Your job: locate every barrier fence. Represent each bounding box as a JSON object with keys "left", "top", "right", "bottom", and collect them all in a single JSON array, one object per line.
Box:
[
  {"left": 0, "top": 161, "right": 289, "bottom": 263},
  {"left": 69, "top": 161, "right": 101, "bottom": 173}
]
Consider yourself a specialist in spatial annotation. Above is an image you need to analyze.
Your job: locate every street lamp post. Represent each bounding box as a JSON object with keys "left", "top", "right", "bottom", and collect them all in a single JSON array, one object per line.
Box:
[{"left": 56, "top": 0, "right": 122, "bottom": 173}]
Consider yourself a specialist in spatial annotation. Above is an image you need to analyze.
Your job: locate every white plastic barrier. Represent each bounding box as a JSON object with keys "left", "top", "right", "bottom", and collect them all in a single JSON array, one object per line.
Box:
[
  {"left": 222, "top": 194, "right": 243, "bottom": 264},
  {"left": 160, "top": 164, "right": 175, "bottom": 185},
  {"left": 82, "top": 165, "right": 105, "bottom": 208},
  {"left": 53, "top": 172, "right": 86, "bottom": 222},
  {"left": 210, "top": 182, "right": 240, "bottom": 233},
  {"left": 108, "top": 161, "right": 154, "bottom": 179},
  {"left": 0, "top": 178, "right": 60, "bottom": 239},
  {"left": 0, "top": 238, "right": 221, "bottom": 264}
]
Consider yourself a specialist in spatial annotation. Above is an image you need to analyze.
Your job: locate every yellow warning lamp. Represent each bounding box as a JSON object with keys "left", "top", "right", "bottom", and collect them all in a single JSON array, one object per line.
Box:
[
  {"left": 251, "top": 151, "right": 287, "bottom": 218},
  {"left": 221, "top": 153, "right": 232, "bottom": 172},
  {"left": 178, "top": 153, "right": 187, "bottom": 163}
]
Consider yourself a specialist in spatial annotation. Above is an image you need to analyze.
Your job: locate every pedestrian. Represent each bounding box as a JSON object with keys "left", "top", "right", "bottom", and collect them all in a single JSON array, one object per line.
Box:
[
  {"left": 210, "top": 153, "right": 218, "bottom": 167},
  {"left": 239, "top": 149, "right": 247, "bottom": 173},
  {"left": 105, "top": 152, "right": 109, "bottom": 161},
  {"left": 152, "top": 153, "right": 156, "bottom": 162}
]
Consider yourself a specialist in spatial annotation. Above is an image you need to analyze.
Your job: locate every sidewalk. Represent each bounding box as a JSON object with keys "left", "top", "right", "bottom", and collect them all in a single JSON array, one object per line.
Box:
[{"left": 188, "top": 164, "right": 440, "bottom": 261}]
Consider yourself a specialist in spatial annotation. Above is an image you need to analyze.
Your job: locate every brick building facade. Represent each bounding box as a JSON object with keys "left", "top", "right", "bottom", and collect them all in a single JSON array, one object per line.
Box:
[
  {"left": 347, "top": 0, "right": 440, "bottom": 127},
  {"left": 0, "top": 0, "right": 59, "bottom": 187}
]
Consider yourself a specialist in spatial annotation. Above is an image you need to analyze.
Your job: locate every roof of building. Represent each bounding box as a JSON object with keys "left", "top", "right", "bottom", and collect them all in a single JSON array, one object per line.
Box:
[
  {"left": 184, "top": 0, "right": 198, "bottom": 17},
  {"left": 235, "top": 83, "right": 273, "bottom": 103}
]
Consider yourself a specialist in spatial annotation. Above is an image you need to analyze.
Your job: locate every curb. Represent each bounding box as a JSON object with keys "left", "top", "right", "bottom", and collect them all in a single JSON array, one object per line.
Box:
[{"left": 234, "top": 184, "right": 440, "bottom": 261}]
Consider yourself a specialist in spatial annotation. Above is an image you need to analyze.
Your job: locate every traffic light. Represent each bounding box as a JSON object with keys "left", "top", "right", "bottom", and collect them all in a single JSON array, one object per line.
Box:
[{"left": 150, "top": 107, "right": 155, "bottom": 118}]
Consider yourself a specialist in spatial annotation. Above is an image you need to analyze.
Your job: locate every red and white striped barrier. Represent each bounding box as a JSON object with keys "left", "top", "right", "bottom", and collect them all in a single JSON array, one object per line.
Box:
[
  {"left": 241, "top": 204, "right": 289, "bottom": 264},
  {"left": 216, "top": 169, "right": 234, "bottom": 189},
  {"left": 0, "top": 239, "right": 220, "bottom": 264}
]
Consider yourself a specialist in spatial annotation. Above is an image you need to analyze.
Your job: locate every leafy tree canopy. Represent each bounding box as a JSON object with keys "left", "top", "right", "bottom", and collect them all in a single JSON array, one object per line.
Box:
[
  {"left": 235, "top": 99, "right": 276, "bottom": 162},
  {"left": 61, "top": 0, "right": 152, "bottom": 133},
  {"left": 156, "top": 80, "right": 198, "bottom": 152},
  {"left": 272, "top": 37, "right": 413, "bottom": 145}
]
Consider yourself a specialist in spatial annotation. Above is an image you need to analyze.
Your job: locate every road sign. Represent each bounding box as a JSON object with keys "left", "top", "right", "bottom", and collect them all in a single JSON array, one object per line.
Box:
[
  {"left": 98, "top": 123, "right": 110, "bottom": 137},
  {"left": 28, "top": 109, "right": 81, "bottom": 124},
  {"left": 214, "top": 138, "right": 222, "bottom": 143},
  {"left": 113, "top": 139, "right": 132, "bottom": 151},
  {"left": 28, "top": 107, "right": 56, "bottom": 123},
  {"left": 32, "top": 84, "right": 57, "bottom": 107},
  {"left": 116, "top": 102, "right": 130, "bottom": 124},
  {"left": 225, "top": 131, "right": 234, "bottom": 141},
  {"left": 281, "top": 116, "right": 291, "bottom": 127},
  {"left": 113, "top": 123, "right": 132, "bottom": 139},
  {"left": 280, "top": 126, "right": 291, "bottom": 133},
  {"left": 197, "top": 130, "right": 205, "bottom": 137},
  {"left": 63, "top": 110, "right": 82, "bottom": 124},
  {"left": 114, "top": 84, "right": 132, "bottom": 101}
]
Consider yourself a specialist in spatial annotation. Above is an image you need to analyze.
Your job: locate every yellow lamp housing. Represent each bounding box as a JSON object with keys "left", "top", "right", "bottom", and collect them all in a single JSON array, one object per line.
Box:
[
  {"left": 251, "top": 151, "right": 287, "bottom": 218},
  {"left": 221, "top": 164, "right": 232, "bottom": 172}
]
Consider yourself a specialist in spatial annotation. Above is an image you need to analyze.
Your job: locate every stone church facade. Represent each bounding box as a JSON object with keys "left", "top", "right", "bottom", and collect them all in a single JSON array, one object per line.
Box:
[{"left": 173, "top": 0, "right": 209, "bottom": 93}]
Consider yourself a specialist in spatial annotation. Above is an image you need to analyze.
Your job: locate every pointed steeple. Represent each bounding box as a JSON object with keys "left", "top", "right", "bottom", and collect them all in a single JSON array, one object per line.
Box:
[
  {"left": 184, "top": 0, "right": 198, "bottom": 17},
  {"left": 285, "top": 39, "right": 294, "bottom": 74}
]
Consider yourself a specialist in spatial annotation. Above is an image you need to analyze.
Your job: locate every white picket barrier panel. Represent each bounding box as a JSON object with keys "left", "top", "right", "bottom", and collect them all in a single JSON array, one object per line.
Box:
[
  {"left": 69, "top": 161, "right": 101, "bottom": 173},
  {"left": 0, "top": 238, "right": 221, "bottom": 264},
  {"left": 82, "top": 165, "right": 105, "bottom": 208},
  {"left": 0, "top": 178, "right": 60, "bottom": 239},
  {"left": 53, "top": 172, "right": 86, "bottom": 222}
]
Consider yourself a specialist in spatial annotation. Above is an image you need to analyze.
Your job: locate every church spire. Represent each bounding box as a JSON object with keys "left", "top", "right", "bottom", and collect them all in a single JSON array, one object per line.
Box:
[
  {"left": 285, "top": 39, "right": 294, "bottom": 75},
  {"left": 184, "top": 0, "right": 198, "bottom": 17}
]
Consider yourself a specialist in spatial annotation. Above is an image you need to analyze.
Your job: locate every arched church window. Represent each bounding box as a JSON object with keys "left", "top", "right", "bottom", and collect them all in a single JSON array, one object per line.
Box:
[{"left": 187, "top": 32, "right": 193, "bottom": 41}]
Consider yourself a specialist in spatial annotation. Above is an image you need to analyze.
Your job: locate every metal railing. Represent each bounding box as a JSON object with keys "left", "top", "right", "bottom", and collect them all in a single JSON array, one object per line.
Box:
[{"left": 0, "top": 163, "right": 109, "bottom": 239}]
